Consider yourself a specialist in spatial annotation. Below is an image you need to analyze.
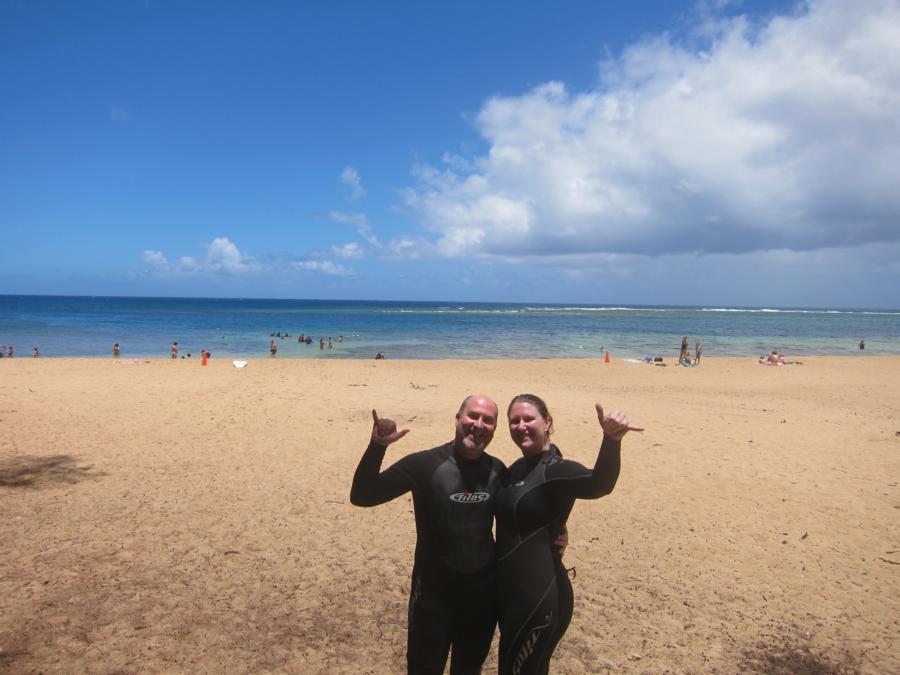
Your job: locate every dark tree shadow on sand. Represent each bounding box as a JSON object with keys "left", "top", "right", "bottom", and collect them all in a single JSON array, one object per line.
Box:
[{"left": 0, "top": 454, "right": 106, "bottom": 488}]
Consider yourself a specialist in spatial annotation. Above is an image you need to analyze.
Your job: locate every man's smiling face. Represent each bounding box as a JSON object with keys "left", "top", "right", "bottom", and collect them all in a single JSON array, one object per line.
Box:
[{"left": 454, "top": 395, "right": 498, "bottom": 460}]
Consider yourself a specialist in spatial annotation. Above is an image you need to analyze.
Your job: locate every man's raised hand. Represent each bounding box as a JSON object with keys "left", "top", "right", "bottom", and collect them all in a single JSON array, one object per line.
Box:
[
  {"left": 595, "top": 402, "right": 644, "bottom": 440},
  {"left": 371, "top": 409, "right": 410, "bottom": 446}
]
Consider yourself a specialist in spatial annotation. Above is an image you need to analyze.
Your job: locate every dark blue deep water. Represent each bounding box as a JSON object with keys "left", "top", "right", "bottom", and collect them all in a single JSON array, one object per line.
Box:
[{"left": 1, "top": 295, "right": 898, "bottom": 359}]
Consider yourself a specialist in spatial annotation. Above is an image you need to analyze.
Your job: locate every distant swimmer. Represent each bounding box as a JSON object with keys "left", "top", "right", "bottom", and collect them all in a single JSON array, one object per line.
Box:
[
  {"left": 270, "top": 340, "right": 278, "bottom": 357},
  {"left": 328, "top": 337, "right": 333, "bottom": 350},
  {"left": 859, "top": 338, "right": 865, "bottom": 350},
  {"left": 319, "top": 338, "right": 325, "bottom": 350},
  {"left": 171, "top": 342, "right": 178, "bottom": 359},
  {"left": 113, "top": 343, "right": 121, "bottom": 358},
  {"left": 6, "top": 346, "right": 12, "bottom": 358},
  {"left": 375, "top": 351, "right": 385, "bottom": 360},
  {"left": 695, "top": 341, "right": 702, "bottom": 365},
  {"left": 33, "top": 347, "right": 39, "bottom": 358}
]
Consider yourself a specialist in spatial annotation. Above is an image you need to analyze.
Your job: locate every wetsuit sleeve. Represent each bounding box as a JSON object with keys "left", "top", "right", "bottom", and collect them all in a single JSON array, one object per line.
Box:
[
  {"left": 350, "top": 441, "right": 417, "bottom": 506},
  {"left": 547, "top": 436, "right": 621, "bottom": 500}
]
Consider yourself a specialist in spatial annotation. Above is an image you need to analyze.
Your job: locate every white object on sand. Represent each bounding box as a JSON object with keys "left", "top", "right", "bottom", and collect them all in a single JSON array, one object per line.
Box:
[{"left": 233, "top": 360, "right": 247, "bottom": 368}]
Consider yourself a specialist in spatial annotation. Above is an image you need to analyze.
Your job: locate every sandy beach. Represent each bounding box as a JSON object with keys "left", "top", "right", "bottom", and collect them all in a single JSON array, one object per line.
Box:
[{"left": 1, "top": 355, "right": 898, "bottom": 673}]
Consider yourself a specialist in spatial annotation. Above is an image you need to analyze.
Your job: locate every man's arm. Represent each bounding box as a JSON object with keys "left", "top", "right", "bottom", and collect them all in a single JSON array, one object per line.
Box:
[{"left": 349, "top": 410, "right": 413, "bottom": 507}]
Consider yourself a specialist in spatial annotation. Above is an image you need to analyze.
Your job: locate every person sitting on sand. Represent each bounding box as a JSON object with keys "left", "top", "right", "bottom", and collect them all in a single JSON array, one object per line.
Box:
[{"left": 758, "top": 352, "right": 784, "bottom": 366}]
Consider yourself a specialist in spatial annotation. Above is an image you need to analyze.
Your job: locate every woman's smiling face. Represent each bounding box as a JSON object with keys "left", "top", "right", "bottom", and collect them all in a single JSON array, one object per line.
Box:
[{"left": 508, "top": 401, "right": 551, "bottom": 457}]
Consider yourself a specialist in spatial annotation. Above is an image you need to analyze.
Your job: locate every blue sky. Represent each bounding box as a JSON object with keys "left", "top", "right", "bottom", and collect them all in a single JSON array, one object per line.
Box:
[{"left": 2, "top": 0, "right": 899, "bottom": 308}]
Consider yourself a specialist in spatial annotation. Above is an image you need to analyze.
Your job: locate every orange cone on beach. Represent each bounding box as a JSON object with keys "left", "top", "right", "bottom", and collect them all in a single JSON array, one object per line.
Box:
[{"left": 604, "top": 351, "right": 611, "bottom": 364}]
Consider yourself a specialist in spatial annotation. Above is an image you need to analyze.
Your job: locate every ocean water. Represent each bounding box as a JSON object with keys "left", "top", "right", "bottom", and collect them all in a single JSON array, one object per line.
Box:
[{"left": 1, "top": 295, "right": 899, "bottom": 359}]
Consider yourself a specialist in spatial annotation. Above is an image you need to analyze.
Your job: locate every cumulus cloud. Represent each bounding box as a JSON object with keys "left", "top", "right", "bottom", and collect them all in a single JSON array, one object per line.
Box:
[
  {"left": 404, "top": 0, "right": 900, "bottom": 259},
  {"left": 140, "top": 237, "right": 354, "bottom": 277},
  {"left": 142, "top": 250, "right": 169, "bottom": 268},
  {"left": 141, "top": 238, "right": 257, "bottom": 274},
  {"left": 204, "top": 237, "right": 254, "bottom": 273},
  {"left": 341, "top": 166, "right": 366, "bottom": 200}
]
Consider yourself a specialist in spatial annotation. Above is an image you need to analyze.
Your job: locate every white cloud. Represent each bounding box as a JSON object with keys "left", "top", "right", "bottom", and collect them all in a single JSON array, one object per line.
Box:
[
  {"left": 405, "top": 0, "right": 900, "bottom": 260},
  {"left": 151, "top": 238, "right": 256, "bottom": 275},
  {"left": 177, "top": 256, "right": 199, "bottom": 272},
  {"left": 291, "top": 260, "right": 354, "bottom": 276},
  {"left": 205, "top": 237, "right": 254, "bottom": 273},
  {"left": 141, "top": 237, "right": 355, "bottom": 278},
  {"left": 383, "top": 236, "right": 436, "bottom": 261},
  {"left": 340, "top": 166, "right": 366, "bottom": 200},
  {"left": 142, "top": 250, "right": 168, "bottom": 268},
  {"left": 332, "top": 242, "right": 364, "bottom": 259},
  {"left": 329, "top": 210, "right": 382, "bottom": 248}
]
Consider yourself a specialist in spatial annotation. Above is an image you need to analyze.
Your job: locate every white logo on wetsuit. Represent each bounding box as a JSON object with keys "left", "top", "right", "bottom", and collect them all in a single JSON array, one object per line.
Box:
[
  {"left": 513, "top": 612, "right": 553, "bottom": 675},
  {"left": 449, "top": 492, "right": 490, "bottom": 503}
]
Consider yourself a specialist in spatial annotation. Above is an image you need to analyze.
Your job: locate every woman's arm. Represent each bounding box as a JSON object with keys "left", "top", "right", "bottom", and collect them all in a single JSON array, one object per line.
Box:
[{"left": 547, "top": 402, "right": 641, "bottom": 500}]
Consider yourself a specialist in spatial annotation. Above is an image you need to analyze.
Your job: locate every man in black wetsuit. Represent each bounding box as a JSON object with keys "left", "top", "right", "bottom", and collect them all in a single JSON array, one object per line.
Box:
[{"left": 350, "top": 395, "right": 504, "bottom": 675}]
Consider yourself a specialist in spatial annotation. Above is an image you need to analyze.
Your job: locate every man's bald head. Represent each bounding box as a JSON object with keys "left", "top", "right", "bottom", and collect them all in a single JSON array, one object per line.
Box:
[{"left": 454, "top": 394, "right": 498, "bottom": 459}]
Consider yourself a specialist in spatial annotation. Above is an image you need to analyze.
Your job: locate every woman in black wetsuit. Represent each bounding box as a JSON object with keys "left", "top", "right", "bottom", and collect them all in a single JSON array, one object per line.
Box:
[{"left": 495, "top": 394, "right": 641, "bottom": 675}]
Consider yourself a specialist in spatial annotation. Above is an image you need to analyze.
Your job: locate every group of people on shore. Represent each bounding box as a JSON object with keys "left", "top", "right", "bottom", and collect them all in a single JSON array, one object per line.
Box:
[
  {"left": 352, "top": 393, "right": 642, "bottom": 674},
  {"left": 0, "top": 345, "right": 38, "bottom": 358},
  {"left": 679, "top": 336, "right": 701, "bottom": 366}
]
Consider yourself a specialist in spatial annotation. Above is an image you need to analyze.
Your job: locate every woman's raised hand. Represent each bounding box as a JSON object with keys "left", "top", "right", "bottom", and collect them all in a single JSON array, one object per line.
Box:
[
  {"left": 595, "top": 402, "right": 644, "bottom": 440},
  {"left": 371, "top": 409, "right": 410, "bottom": 446}
]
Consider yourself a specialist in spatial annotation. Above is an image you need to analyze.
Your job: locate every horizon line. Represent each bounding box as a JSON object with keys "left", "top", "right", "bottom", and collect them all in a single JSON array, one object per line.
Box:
[{"left": 1, "top": 293, "right": 898, "bottom": 314}]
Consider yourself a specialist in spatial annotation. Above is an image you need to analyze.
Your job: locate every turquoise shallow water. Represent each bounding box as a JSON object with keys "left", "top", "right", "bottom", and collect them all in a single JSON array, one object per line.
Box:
[{"left": 1, "top": 295, "right": 899, "bottom": 359}]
